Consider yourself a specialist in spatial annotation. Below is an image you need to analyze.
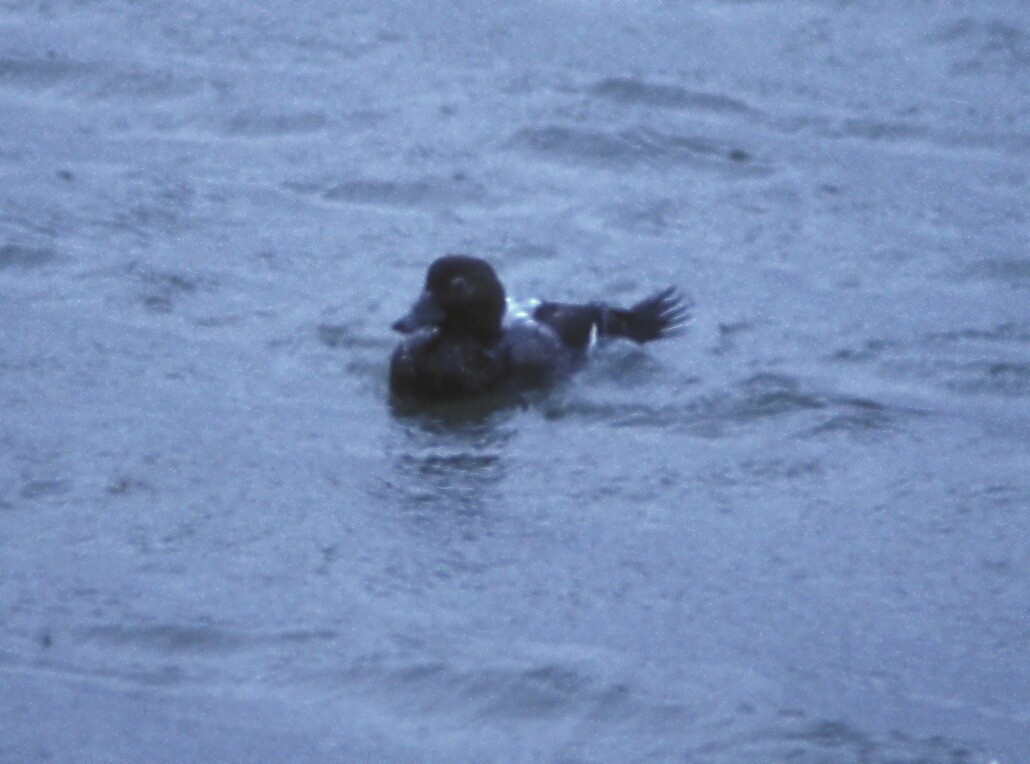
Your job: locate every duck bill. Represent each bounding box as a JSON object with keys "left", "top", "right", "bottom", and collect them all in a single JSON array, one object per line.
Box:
[{"left": 392, "top": 290, "right": 445, "bottom": 333}]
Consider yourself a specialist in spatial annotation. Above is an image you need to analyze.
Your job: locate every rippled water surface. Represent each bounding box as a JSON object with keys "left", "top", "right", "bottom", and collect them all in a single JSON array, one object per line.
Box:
[{"left": 1, "top": 1, "right": 1027, "bottom": 761}]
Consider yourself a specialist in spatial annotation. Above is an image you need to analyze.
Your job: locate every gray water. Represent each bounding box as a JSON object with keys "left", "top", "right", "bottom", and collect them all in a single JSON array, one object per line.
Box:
[{"left": 1, "top": 1, "right": 1027, "bottom": 762}]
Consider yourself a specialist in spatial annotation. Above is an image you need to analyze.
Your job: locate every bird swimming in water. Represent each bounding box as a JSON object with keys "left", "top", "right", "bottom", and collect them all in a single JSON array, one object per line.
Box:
[{"left": 390, "top": 254, "right": 688, "bottom": 400}]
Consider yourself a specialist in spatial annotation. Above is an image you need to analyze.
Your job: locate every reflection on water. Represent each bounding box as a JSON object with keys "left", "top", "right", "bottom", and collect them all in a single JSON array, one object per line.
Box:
[{"left": 380, "top": 403, "right": 516, "bottom": 528}]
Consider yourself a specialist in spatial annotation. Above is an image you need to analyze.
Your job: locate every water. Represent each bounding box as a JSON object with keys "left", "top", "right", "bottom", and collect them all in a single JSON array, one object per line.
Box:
[{"left": 1, "top": 1, "right": 1027, "bottom": 761}]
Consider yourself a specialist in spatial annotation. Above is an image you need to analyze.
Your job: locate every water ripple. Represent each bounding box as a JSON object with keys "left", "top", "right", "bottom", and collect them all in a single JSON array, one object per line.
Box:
[
  {"left": 589, "top": 77, "right": 758, "bottom": 116},
  {"left": 545, "top": 372, "right": 906, "bottom": 438},
  {"left": 0, "top": 244, "right": 57, "bottom": 270},
  {"left": 286, "top": 174, "right": 492, "bottom": 209},
  {"left": 512, "top": 124, "right": 769, "bottom": 176}
]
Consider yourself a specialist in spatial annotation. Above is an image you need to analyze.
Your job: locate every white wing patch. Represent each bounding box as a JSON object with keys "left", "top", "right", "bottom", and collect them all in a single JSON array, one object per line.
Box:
[{"left": 505, "top": 296, "right": 541, "bottom": 325}]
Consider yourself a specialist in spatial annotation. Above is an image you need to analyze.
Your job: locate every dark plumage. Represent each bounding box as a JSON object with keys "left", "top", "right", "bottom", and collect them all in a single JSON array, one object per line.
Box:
[{"left": 390, "top": 255, "right": 688, "bottom": 400}]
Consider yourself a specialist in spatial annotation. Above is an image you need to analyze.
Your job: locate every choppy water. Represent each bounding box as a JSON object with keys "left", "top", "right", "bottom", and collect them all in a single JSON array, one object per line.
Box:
[{"left": 1, "top": 1, "right": 1027, "bottom": 761}]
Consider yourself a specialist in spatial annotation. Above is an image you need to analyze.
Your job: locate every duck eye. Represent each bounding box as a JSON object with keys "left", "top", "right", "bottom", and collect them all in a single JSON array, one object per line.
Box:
[{"left": 450, "top": 275, "right": 473, "bottom": 298}]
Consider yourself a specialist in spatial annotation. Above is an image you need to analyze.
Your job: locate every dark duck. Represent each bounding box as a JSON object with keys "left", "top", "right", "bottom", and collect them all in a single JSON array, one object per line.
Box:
[{"left": 390, "top": 255, "right": 688, "bottom": 400}]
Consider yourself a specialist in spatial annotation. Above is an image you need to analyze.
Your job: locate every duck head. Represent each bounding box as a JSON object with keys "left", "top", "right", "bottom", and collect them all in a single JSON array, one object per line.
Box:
[{"left": 392, "top": 255, "right": 506, "bottom": 343}]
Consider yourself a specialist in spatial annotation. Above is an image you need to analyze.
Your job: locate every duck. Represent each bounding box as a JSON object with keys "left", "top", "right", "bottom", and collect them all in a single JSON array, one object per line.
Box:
[{"left": 389, "top": 254, "right": 688, "bottom": 399}]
